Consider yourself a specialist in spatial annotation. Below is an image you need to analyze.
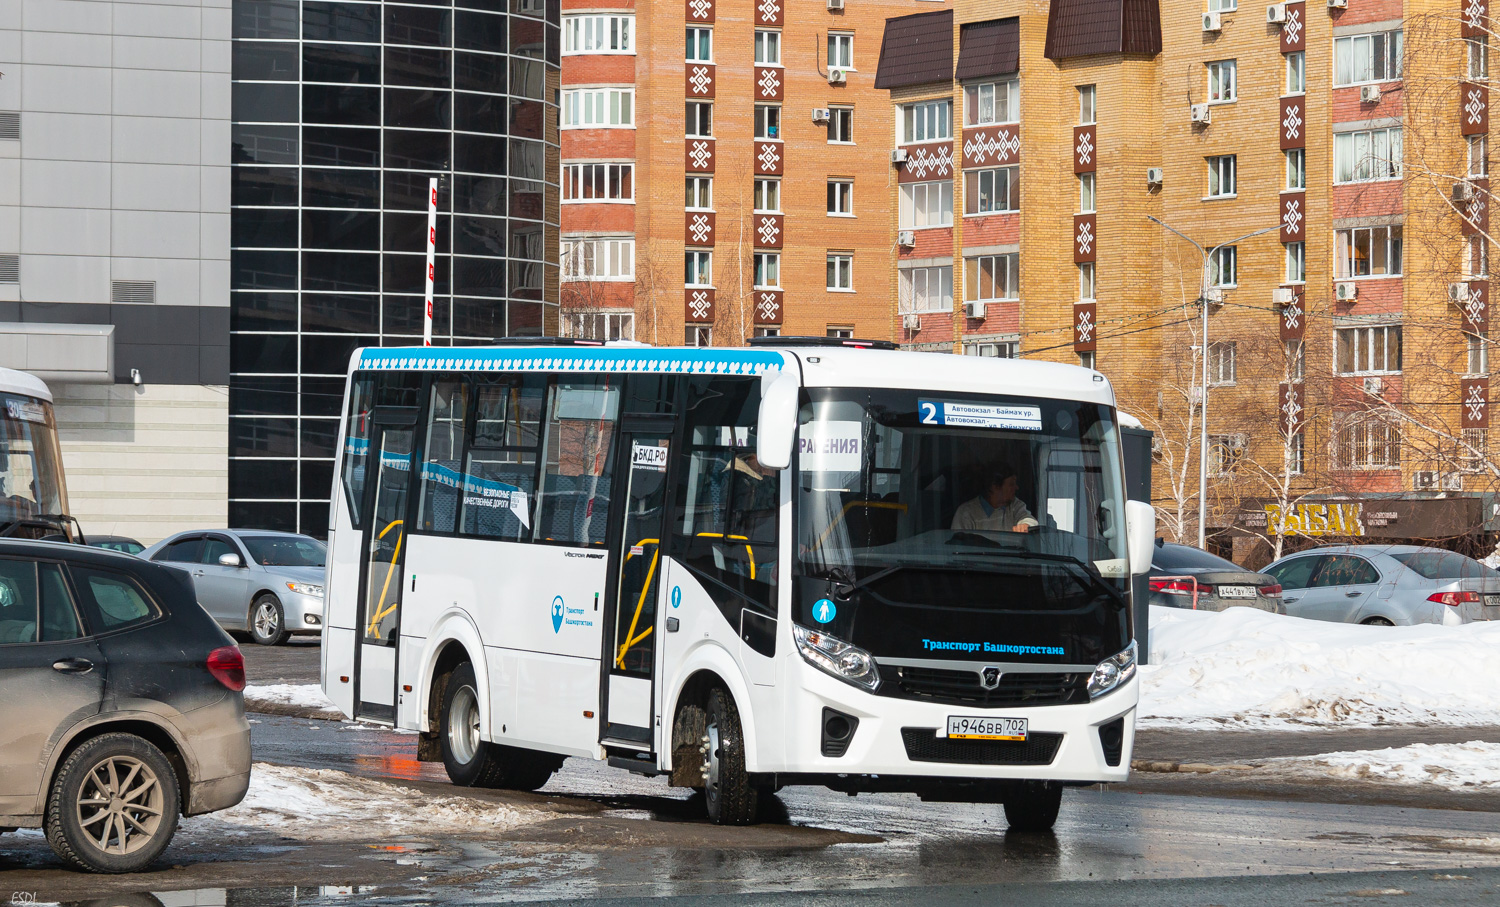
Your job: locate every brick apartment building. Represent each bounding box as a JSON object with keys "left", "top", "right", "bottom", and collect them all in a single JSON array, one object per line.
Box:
[
  {"left": 872, "top": 0, "right": 1500, "bottom": 557},
  {"left": 559, "top": 0, "right": 932, "bottom": 345}
]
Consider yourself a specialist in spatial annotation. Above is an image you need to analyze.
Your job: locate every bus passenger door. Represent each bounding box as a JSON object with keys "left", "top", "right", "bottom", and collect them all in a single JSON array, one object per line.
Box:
[
  {"left": 355, "top": 414, "right": 416, "bottom": 723},
  {"left": 602, "top": 427, "right": 674, "bottom": 751}
]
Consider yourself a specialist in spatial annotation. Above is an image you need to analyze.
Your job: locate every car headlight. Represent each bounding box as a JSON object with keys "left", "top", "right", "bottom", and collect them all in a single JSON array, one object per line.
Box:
[
  {"left": 286, "top": 581, "right": 324, "bottom": 598},
  {"left": 1087, "top": 641, "right": 1138, "bottom": 699},
  {"left": 793, "top": 625, "right": 880, "bottom": 692}
]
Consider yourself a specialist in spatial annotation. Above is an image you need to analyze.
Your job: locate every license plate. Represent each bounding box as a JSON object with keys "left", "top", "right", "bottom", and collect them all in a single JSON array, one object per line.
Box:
[
  {"left": 1217, "top": 585, "right": 1257, "bottom": 599},
  {"left": 946, "top": 715, "right": 1027, "bottom": 741},
  {"left": 1484, "top": 594, "right": 1500, "bottom": 607}
]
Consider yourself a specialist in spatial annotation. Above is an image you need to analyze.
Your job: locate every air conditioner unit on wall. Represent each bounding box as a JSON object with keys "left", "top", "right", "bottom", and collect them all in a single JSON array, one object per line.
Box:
[
  {"left": 1336, "top": 281, "right": 1358, "bottom": 301},
  {"left": 1272, "top": 287, "right": 1295, "bottom": 304},
  {"left": 890, "top": 148, "right": 907, "bottom": 164},
  {"left": 902, "top": 313, "right": 921, "bottom": 330},
  {"left": 829, "top": 69, "right": 847, "bottom": 85},
  {"left": 1414, "top": 470, "right": 1439, "bottom": 491},
  {"left": 1328, "top": 0, "right": 1347, "bottom": 8},
  {"left": 1363, "top": 376, "right": 1384, "bottom": 396},
  {"left": 1202, "top": 11, "right": 1222, "bottom": 31},
  {"left": 965, "top": 300, "right": 986, "bottom": 319},
  {"left": 1444, "top": 473, "right": 1466, "bottom": 491},
  {"left": 827, "top": 0, "right": 845, "bottom": 9},
  {"left": 1359, "top": 84, "right": 1381, "bottom": 103},
  {"left": 812, "top": 108, "right": 832, "bottom": 123},
  {"left": 1451, "top": 282, "right": 1470, "bottom": 301},
  {"left": 897, "top": 230, "right": 916, "bottom": 247},
  {"left": 1267, "top": 3, "right": 1287, "bottom": 23},
  {"left": 1146, "top": 167, "right": 1164, "bottom": 186},
  {"left": 1190, "top": 104, "right": 1212, "bottom": 124},
  {"left": 1453, "top": 181, "right": 1476, "bottom": 202}
]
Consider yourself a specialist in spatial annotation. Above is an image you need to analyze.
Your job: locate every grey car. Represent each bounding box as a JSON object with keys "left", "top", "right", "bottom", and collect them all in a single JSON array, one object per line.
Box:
[
  {"left": 0, "top": 539, "right": 250, "bottom": 873},
  {"left": 141, "top": 529, "right": 326, "bottom": 646},
  {"left": 1262, "top": 544, "right": 1498, "bottom": 626},
  {"left": 1149, "top": 542, "right": 1285, "bottom": 614}
]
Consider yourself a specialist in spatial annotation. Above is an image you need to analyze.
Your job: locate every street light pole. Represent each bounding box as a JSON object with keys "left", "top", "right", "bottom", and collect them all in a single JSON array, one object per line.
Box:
[{"left": 1147, "top": 216, "right": 1280, "bottom": 549}]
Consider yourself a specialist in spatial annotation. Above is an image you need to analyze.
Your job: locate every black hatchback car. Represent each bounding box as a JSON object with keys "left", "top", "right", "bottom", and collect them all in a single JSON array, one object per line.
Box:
[{"left": 0, "top": 540, "right": 251, "bottom": 873}]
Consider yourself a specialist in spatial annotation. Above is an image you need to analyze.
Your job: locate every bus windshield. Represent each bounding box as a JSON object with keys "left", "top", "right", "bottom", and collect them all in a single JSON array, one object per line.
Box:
[
  {"left": 0, "top": 393, "right": 69, "bottom": 533},
  {"left": 794, "top": 387, "right": 1131, "bottom": 665}
]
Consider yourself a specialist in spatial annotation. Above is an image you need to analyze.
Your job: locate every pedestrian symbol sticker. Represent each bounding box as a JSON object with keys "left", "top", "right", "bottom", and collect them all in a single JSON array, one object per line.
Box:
[
  {"left": 671, "top": 586, "right": 682, "bottom": 608},
  {"left": 813, "top": 598, "right": 836, "bottom": 623},
  {"left": 551, "top": 595, "right": 564, "bottom": 633}
]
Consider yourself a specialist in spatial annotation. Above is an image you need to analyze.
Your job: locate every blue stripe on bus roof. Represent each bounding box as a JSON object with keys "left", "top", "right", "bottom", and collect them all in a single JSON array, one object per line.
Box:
[{"left": 356, "top": 346, "right": 787, "bottom": 376}]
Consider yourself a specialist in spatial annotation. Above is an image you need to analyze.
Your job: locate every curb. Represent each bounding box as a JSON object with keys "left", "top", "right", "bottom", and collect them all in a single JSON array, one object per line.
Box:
[{"left": 244, "top": 699, "right": 346, "bottom": 721}]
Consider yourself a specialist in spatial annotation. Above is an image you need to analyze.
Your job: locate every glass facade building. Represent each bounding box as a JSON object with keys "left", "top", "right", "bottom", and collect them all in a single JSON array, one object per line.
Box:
[{"left": 229, "top": 0, "right": 560, "bottom": 536}]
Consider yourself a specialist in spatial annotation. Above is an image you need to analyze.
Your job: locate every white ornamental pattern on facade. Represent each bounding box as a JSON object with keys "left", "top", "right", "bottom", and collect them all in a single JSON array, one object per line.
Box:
[
  {"left": 757, "top": 216, "right": 781, "bottom": 246},
  {"left": 963, "top": 129, "right": 1020, "bottom": 166},
  {"left": 904, "top": 145, "right": 953, "bottom": 179},
  {"left": 1468, "top": 87, "right": 1487, "bottom": 126},
  {"left": 1281, "top": 384, "right": 1304, "bottom": 434},
  {"left": 1283, "top": 6, "right": 1303, "bottom": 44},
  {"left": 1467, "top": 383, "right": 1488, "bottom": 423},
  {"left": 756, "top": 292, "right": 781, "bottom": 322},
  {"left": 1282, "top": 103, "right": 1303, "bottom": 141},
  {"left": 757, "top": 143, "right": 781, "bottom": 172},
  {"left": 1467, "top": 192, "right": 1487, "bottom": 227},
  {"left": 689, "top": 140, "right": 713, "bottom": 169},
  {"left": 1463, "top": 284, "right": 1488, "bottom": 325},
  {"left": 758, "top": 68, "right": 781, "bottom": 98},
  {"left": 1282, "top": 198, "right": 1303, "bottom": 234},
  {"left": 1075, "top": 308, "right": 1095, "bottom": 343},
  {"left": 1075, "top": 220, "right": 1094, "bottom": 255},
  {"left": 688, "top": 290, "right": 712, "bottom": 320},
  {"left": 689, "top": 214, "right": 712, "bottom": 244},
  {"left": 757, "top": 0, "right": 779, "bottom": 22},
  {"left": 1283, "top": 296, "right": 1303, "bottom": 331},
  {"left": 688, "top": 65, "right": 713, "bottom": 96},
  {"left": 688, "top": 0, "right": 711, "bottom": 19},
  {"left": 1074, "top": 131, "right": 1094, "bottom": 166},
  {"left": 1467, "top": 0, "right": 1487, "bottom": 29}
]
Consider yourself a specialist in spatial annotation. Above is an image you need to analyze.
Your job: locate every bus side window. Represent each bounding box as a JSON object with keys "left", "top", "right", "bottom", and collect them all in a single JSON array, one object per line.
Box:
[
  {"left": 417, "top": 379, "right": 469, "bottom": 534},
  {"left": 341, "top": 374, "right": 375, "bottom": 530},
  {"left": 461, "top": 376, "right": 546, "bottom": 541},
  {"left": 535, "top": 377, "right": 621, "bottom": 546}
]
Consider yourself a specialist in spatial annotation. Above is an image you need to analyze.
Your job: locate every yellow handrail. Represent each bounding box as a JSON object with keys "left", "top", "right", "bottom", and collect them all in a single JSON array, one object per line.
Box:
[
  {"left": 695, "top": 532, "right": 756, "bottom": 580},
  {"left": 614, "top": 537, "right": 660, "bottom": 669},
  {"left": 366, "top": 518, "right": 404, "bottom": 638}
]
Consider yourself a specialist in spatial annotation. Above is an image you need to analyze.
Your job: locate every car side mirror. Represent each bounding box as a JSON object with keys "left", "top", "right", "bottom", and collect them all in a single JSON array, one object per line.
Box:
[
  {"left": 218, "top": 552, "right": 243, "bottom": 568},
  {"left": 755, "top": 368, "right": 800, "bottom": 471},
  {"left": 1125, "top": 500, "right": 1156, "bottom": 576}
]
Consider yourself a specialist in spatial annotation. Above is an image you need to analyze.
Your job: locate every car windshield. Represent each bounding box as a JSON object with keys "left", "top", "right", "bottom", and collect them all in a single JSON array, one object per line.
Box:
[
  {"left": 1389, "top": 550, "right": 1500, "bottom": 580},
  {"left": 0, "top": 393, "right": 69, "bottom": 529},
  {"left": 93, "top": 539, "right": 144, "bottom": 555},
  {"left": 242, "top": 535, "right": 326, "bottom": 567},
  {"left": 1154, "top": 544, "right": 1239, "bottom": 571}
]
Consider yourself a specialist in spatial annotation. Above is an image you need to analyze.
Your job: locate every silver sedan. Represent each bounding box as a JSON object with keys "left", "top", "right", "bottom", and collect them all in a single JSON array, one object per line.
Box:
[
  {"left": 140, "top": 529, "right": 326, "bottom": 645},
  {"left": 1262, "top": 544, "right": 1499, "bottom": 626}
]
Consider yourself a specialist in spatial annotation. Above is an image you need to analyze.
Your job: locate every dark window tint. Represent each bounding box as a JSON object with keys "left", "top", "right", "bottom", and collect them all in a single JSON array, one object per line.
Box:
[
  {"left": 0, "top": 560, "right": 81, "bottom": 644},
  {"left": 302, "top": 168, "right": 380, "bottom": 208},
  {"left": 230, "top": 458, "right": 297, "bottom": 499},
  {"left": 384, "top": 212, "right": 451, "bottom": 253},
  {"left": 1152, "top": 544, "right": 1240, "bottom": 572},
  {"left": 384, "top": 253, "right": 451, "bottom": 294},
  {"left": 234, "top": 42, "right": 299, "bottom": 80},
  {"left": 302, "top": 377, "right": 351, "bottom": 417},
  {"left": 303, "top": 42, "right": 381, "bottom": 83},
  {"left": 385, "top": 171, "right": 453, "bottom": 211},
  {"left": 455, "top": 53, "right": 505, "bottom": 94},
  {"left": 234, "top": 82, "right": 298, "bottom": 123},
  {"left": 202, "top": 536, "right": 240, "bottom": 566},
  {"left": 1312, "top": 555, "right": 1380, "bottom": 587},
  {"left": 230, "top": 501, "right": 298, "bottom": 532},
  {"left": 386, "top": 47, "right": 451, "bottom": 88},
  {"left": 452, "top": 298, "right": 505, "bottom": 337},
  {"left": 623, "top": 376, "right": 679, "bottom": 416},
  {"left": 509, "top": 139, "right": 544, "bottom": 180},
  {"left": 157, "top": 536, "right": 204, "bottom": 564},
  {"left": 417, "top": 380, "right": 468, "bottom": 534},
  {"left": 535, "top": 377, "right": 621, "bottom": 546},
  {"left": 232, "top": 208, "right": 298, "bottom": 248},
  {"left": 303, "top": 209, "right": 380, "bottom": 251},
  {"left": 508, "top": 179, "right": 544, "bottom": 221},
  {"left": 300, "top": 503, "right": 331, "bottom": 540},
  {"left": 508, "top": 98, "right": 543, "bottom": 138},
  {"left": 455, "top": 11, "right": 506, "bottom": 50},
  {"left": 303, "top": 1, "right": 381, "bottom": 41},
  {"left": 384, "top": 129, "right": 451, "bottom": 170},
  {"left": 508, "top": 220, "right": 544, "bottom": 259},
  {"left": 509, "top": 59, "right": 545, "bottom": 100},
  {"left": 453, "top": 256, "right": 504, "bottom": 296},
  {"left": 301, "top": 418, "right": 343, "bottom": 457},
  {"left": 341, "top": 374, "right": 375, "bottom": 529},
  {"left": 301, "top": 458, "right": 337, "bottom": 498},
  {"left": 231, "top": 292, "right": 298, "bottom": 332},
  {"left": 234, "top": 0, "right": 299, "bottom": 38},
  {"left": 73, "top": 569, "right": 159, "bottom": 632},
  {"left": 303, "top": 84, "right": 380, "bottom": 126},
  {"left": 302, "top": 334, "right": 375, "bottom": 375},
  {"left": 242, "top": 535, "right": 327, "bottom": 567},
  {"left": 384, "top": 295, "right": 451, "bottom": 335},
  {"left": 1389, "top": 550, "right": 1500, "bottom": 580},
  {"left": 230, "top": 375, "right": 299, "bottom": 415},
  {"left": 232, "top": 250, "right": 298, "bottom": 291},
  {"left": 303, "top": 293, "right": 380, "bottom": 333},
  {"left": 302, "top": 251, "right": 379, "bottom": 291},
  {"left": 454, "top": 175, "right": 505, "bottom": 216},
  {"left": 1266, "top": 556, "right": 1320, "bottom": 590},
  {"left": 231, "top": 418, "right": 299, "bottom": 457},
  {"left": 231, "top": 332, "right": 297, "bottom": 372},
  {"left": 456, "top": 92, "right": 505, "bottom": 134},
  {"left": 509, "top": 15, "right": 543, "bottom": 57},
  {"left": 386, "top": 6, "right": 452, "bottom": 45},
  {"left": 233, "top": 125, "right": 299, "bottom": 165},
  {"left": 303, "top": 126, "right": 380, "bottom": 166},
  {"left": 456, "top": 134, "right": 506, "bottom": 174},
  {"left": 232, "top": 167, "right": 299, "bottom": 207},
  {"left": 453, "top": 216, "right": 505, "bottom": 257},
  {"left": 385, "top": 88, "right": 452, "bottom": 130}
]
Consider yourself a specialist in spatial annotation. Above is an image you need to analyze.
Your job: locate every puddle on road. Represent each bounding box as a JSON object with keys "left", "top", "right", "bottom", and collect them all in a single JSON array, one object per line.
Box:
[{"left": 59, "top": 886, "right": 381, "bottom": 907}]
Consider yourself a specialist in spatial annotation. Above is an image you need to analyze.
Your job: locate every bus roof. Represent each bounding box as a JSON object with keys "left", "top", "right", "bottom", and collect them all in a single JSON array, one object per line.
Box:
[
  {"left": 0, "top": 366, "right": 53, "bottom": 403},
  {"left": 351, "top": 345, "right": 1114, "bottom": 406}
]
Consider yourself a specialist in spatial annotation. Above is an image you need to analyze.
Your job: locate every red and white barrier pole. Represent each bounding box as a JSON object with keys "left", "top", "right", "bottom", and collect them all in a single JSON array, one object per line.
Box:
[{"left": 424, "top": 177, "right": 437, "bottom": 347}]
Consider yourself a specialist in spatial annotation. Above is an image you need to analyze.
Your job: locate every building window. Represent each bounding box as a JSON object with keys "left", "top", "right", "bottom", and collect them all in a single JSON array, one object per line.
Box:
[
  {"left": 1463, "top": 428, "right": 1487, "bottom": 467},
  {"left": 965, "top": 78, "right": 1020, "bottom": 126},
  {"left": 827, "top": 179, "right": 853, "bottom": 215},
  {"left": 1335, "top": 30, "right": 1403, "bottom": 85},
  {"left": 1207, "top": 60, "right": 1237, "bottom": 103},
  {"left": 827, "top": 253, "right": 853, "bottom": 290},
  {"left": 1285, "top": 148, "right": 1306, "bottom": 190},
  {"left": 965, "top": 167, "right": 1019, "bottom": 215},
  {"left": 1210, "top": 246, "right": 1237, "bottom": 287},
  {"left": 685, "top": 175, "right": 713, "bottom": 210},
  {"left": 1335, "top": 324, "right": 1402, "bottom": 374},
  {"left": 1337, "top": 415, "right": 1400, "bottom": 468},
  {"left": 827, "top": 325, "right": 854, "bottom": 339},
  {"left": 563, "top": 14, "right": 634, "bottom": 54},
  {"left": 685, "top": 250, "right": 713, "bottom": 287},
  {"left": 1208, "top": 0, "right": 1237, "bottom": 10},
  {"left": 828, "top": 32, "right": 853, "bottom": 70},
  {"left": 1078, "top": 262, "right": 1096, "bottom": 300},
  {"left": 1470, "top": 37, "right": 1489, "bottom": 79},
  {"left": 1334, "top": 127, "right": 1402, "bottom": 183},
  {"left": 1470, "top": 135, "right": 1488, "bottom": 178},
  {"left": 685, "top": 325, "right": 713, "bottom": 347},
  {"left": 1078, "top": 85, "right": 1096, "bottom": 125},
  {"left": 754, "top": 326, "right": 781, "bottom": 338},
  {"left": 829, "top": 107, "right": 854, "bottom": 143},
  {"left": 1470, "top": 236, "right": 1490, "bottom": 277},
  {"left": 1336, "top": 225, "right": 1403, "bottom": 277},
  {"left": 686, "top": 100, "right": 713, "bottom": 138},
  {"left": 965, "top": 253, "right": 1019, "bottom": 301},
  {"left": 1285, "top": 242, "right": 1305, "bottom": 283},
  {"left": 1208, "top": 434, "right": 1246, "bottom": 476},
  {"left": 1206, "top": 155, "right": 1237, "bottom": 198},
  {"left": 1285, "top": 51, "right": 1305, "bottom": 94},
  {"left": 755, "top": 30, "right": 781, "bottom": 65},
  {"left": 1078, "top": 350, "right": 1096, "bottom": 369},
  {"left": 754, "top": 178, "right": 780, "bottom": 212},
  {"left": 754, "top": 252, "right": 780, "bottom": 288},
  {"left": 1287, "top": 433, "right": 1305, "bottom": 475},
  {"left": 754, "top": 104, "right": 781, "bottom": 139},
  {"left": 563, "top": 163, "right": 634, "bottom": 202},
  {"left": 562, "top": 237, "right": 635, "bottom": 280},
  {"left": 1078, "top": 172, "right": 1096, "bottom": 213},
  {"left": 899, "top": 180, "right": 954, "bottom": 229},
  {"left": 686, "top": 26, "right": 712, "bottom": 62},
  {"left": 1208, "top": 341, "right": 1237, "bottom": 386},
  {"left": 563, "top": 88, "right": 635, "bottom": 127},
  {"left": 1287, "top": 339, "right": 1305, "bottom": 380},
  {"left": 899, "top": 99, "right": 950, "bottom": 144},
  {"left": 900, "top": 265, "right": 952, "bottom": 312},
  {"left": 566, "top": 312, "right": 634, "bottom": 341},
  {"left": 965, "top": 340, "right": 1019, "bottom": 358},
  {"left": 1468, "top": 333, "right": 1489, "bottom": 376}
]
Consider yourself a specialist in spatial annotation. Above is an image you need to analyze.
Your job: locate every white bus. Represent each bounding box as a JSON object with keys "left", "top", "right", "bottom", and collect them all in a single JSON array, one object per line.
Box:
[
  {"left": 321, "top": 339, "right": 1153, "bottom": 830},
  {"left": 0, "top": 367, "right": 76, "bottom": 542}
]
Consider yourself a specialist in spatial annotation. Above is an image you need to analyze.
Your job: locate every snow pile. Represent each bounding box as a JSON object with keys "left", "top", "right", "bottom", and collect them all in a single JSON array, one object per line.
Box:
[
  {"left": 191, "top": 763, "right": 539, "bottom": 840},
  {"left": 243, "top": 682, "right": 342, "bottom": 717},
  {"left": 1268, "top": 742, "right": 1500, "bottom": 790},
  {"left": 1140, "top": 605, "right": 1500, "bottom": 728}
]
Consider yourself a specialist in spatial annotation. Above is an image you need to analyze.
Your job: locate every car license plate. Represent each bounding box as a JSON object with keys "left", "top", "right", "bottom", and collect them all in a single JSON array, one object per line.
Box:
[
  {"left": 1484, "top": 594, "right": 1500, "bottom": 608},
  {"left": 946, "top": 716, "right": 1027, "bottom": 741},
  {"left": 1217, "top": 585, "right": 1257, "bottom": 599}
]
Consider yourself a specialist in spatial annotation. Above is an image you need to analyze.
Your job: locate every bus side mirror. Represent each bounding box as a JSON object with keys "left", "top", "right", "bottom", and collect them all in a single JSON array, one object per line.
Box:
[
  {"left": 756, "top": 370, "right": 799, "bottom": 471},
  {"left": 1125, "top": 501, "right": 1155, "bottom": 576}
]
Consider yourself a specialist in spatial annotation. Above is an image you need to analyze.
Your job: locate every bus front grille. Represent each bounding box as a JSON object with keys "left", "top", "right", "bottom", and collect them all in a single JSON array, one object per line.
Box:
[
  {"left": 882, "top": 665, "right": 1089, "bottom": 708},
  {"left": 900, "top": 729, "right": 1063, "bottom": 765}
]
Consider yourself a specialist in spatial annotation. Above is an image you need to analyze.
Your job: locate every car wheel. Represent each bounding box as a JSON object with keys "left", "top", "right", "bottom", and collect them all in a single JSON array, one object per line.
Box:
[
  {"left": 249, "top": 594, "right": 289, "bottom": 646},
  {"left": 1361, "top": 616, "right": 1395, "bottom": 627},
  {"left": 1003, "top": 780, "right": 1063, "bottom": 833},
  {"left": 45, "top": 733, "right": 181, "bottom": 874},
  {"left": 703, "top": 686, "right": 758, "bottom": 826}
]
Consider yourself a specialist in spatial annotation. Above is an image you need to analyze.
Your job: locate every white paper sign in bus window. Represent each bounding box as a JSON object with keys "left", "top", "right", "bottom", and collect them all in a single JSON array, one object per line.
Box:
[
  {"left": 632, "top": 442, "right": 669, "bottom": 472},
  {"left": 918, "top": 400, "right": 1043, "bottom": 431},
  {"left": 798, "top": 421, "right": 863, "bottom": 472}
]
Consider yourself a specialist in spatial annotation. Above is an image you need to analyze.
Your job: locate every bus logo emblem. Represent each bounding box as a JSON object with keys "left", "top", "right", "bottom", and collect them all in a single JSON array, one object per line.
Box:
[
  {"left": 979, "top": 667, "right": 1002, "bottom": 690},
  {"left": 551, "top": 596, "right": 565, "bottom": 633}
]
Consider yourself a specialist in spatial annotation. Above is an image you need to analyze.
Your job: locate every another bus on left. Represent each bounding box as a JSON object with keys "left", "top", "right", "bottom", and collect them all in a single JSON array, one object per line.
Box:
[{"left": 0, "top": 366, "right": 76, "bottom": 542}]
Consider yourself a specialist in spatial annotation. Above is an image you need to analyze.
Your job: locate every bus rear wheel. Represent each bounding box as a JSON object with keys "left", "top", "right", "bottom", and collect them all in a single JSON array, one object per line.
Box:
[
  {"left": 703, "top": 687, "right": 758, "bottom": 826},
  {"left": 439, "top": 662, "right": 561, "bottom": 791},
  {"left": 1003, "top": 780, "right": 1062, "bottom": 833}
]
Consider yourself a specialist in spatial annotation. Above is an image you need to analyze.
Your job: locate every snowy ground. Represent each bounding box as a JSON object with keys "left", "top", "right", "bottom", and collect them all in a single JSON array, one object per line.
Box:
[
  {"left": 186, "top": 763, "right": 541, "bottom": 841},
  {"left": 243, "top": 682, "right": 342, "bottom": 717},
  {"left": 1141, "top": 605, "right": 1500, "bottom": 729},
  {"left": 1263, "top": 741, "right": 1500, "bottom": 791}
]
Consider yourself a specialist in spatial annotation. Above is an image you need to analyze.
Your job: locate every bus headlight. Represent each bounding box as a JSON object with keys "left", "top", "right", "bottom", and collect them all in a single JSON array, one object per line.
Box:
[
  {"left": 286, "top": 581, "right": 324, "bottom": 598},
  {"left": 793, "top": 625, "right": 880, "bottom": 692},
  {"left": 1087, "top": 641, "right": 1138, "bottom": 700}
]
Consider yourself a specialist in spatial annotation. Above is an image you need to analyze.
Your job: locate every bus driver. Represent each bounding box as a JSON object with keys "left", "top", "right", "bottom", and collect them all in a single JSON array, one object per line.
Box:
[{"left": 951, "top": 467, "right": 1039, "bottom": 534}]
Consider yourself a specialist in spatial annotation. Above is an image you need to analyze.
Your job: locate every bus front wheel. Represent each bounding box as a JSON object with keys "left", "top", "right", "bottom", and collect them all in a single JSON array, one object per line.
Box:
[
  {"left": 439, "top": 662, "right": 561, "bottom": 791},
  {"left": 703, "top": 687, "right": 758, "bottom": 826},
  {"left": 1003, "top": 780, "right": 1062, "bottom": 833}
]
